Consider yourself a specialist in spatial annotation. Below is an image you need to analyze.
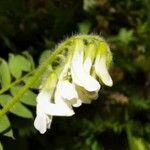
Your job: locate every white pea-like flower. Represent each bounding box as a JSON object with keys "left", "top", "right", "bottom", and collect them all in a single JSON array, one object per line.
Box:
[
  {"left": 34, "top": 91, "right": 53, "bottom": 134},
  {"left": 34, "top": 35, "right": 113, "bottom": 133},
  {"left": 58, "top": 80, "right": 82, "bottom": 107},
  {"left": 34, "top": 83, "right": 76, "bottom": 134},
  {"left": 94, "top": 42, "right": 113, "bottom": 87},
  {"left": 94, "top": 56, "right": 113, "bottom": 87},
  {"left": 71, "top": 40, "right": 100, "bottom": 92}
]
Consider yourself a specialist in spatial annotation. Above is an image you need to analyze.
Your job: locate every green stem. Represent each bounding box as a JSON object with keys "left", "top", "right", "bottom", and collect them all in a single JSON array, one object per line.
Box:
[
  {"left": 0, "top": 70, "right": 35, "bottom": 95},
  {"left": 0, "top": 39, "right": 70, "bottom": 117}
]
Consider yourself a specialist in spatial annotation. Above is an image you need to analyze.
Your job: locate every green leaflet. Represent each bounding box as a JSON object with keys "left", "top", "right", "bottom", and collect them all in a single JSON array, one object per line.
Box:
[
  {"left": 3, "top": 129, "right": 14, "bottom": 138},
  {"left": 8, "top": 54, "right": 32, "bottom": 79},
  {"left": 0, "top": 115, "right": 10, "bottom": 133},
  {"left": 0, "top": 114, "right": 13, "bottom": 138},
  {"left": 130, "top": 95, "right": 150, "bottom": 110},
  {"left": 83, "top": 0, "right": 97, "bottom": 11},
  {"left": 0, "top": 141, "right": 3, "bottom": 150},
  {"left": 78, "top": 20, "right": 91, "bottom": 34},
  {"left": 0, "top": 53, "right": 35, "bottom": 138},
  {"left": 130, "top": 137, "right": 150, "bottom": 150},
  {"left": 0, "top": 95, "right": 33, "bottom": 118},
  {"left": 118, "top": 28, "right": 134, "bottom": 45},
  {"left": 126, "top": 112, "right": 150, "bottom": 150},
  {"left": 0, "top": 58, "right": 11, "bottom": 88},
  {"left": 10, "top": 86, "right": 36, "bottom": 106},
  {"left": 39, "top": 50, "right": 52, "bottom": 65},
  {"left": 22, "top": 51, "right": 35, "bottom": 70}
]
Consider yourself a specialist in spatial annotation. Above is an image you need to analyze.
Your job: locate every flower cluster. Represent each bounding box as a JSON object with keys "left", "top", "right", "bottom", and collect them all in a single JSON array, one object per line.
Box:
[{"left": 34, "top": 35, "right": 113, "bottom": 134}]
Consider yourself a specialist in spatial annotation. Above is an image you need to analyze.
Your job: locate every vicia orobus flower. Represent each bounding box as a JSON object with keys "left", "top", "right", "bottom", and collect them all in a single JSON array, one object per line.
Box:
[{"left": 34, "top": 35, "right": 113, "bottom": 134}]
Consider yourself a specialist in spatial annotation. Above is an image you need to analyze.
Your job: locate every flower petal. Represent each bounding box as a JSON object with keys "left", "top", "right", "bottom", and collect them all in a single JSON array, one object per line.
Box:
[
  {"left": 83, "top": 57, "right": 92, "bottom": 74},
  {"left": 58, "top": 80, "right": 78, "bottom": 100},
  {"left": 95, "top": 57, "right": 113, "bottom": 87},
  {"left": 71, "top": 51, "right": 100, "bottom": 92},
  {"left": 36, "top": 90, "right": 51, "bottom": 104},
  {"left": 34, "top": 112, "right": 50, "bottom": 134},
  {"left": 52, "top": 87, "right": 75, "bottom": 116},
  {"left": 44, "top": 102, "right": 75, "bottom": 116},
  {"left": 72, "top": 99, "right": 82, "bottom": 107},
  {"left": 34, "top": 91, "right": 53, "bottom": 133},
  {"left": 76, "top": 85, "right": 98, "bottom": 104},
  {"left": 58, "top": 80, "right": 82, "bottom": 107},
  {"left": 46, "top": 116, "right": 53, "bottom": 129}
]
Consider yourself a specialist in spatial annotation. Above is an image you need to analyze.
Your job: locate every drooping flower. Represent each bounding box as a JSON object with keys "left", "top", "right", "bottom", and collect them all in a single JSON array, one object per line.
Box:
[
  {"left": 34, "top": 35, "right": 113, "bottom": 133},
  {"left": 34, "top": 69, "right": 75, "bottom": 133},
  {"left": 94, "top": 42, "right": 113, "bottom": 86},
  {"left": 34, "top": 91, "right": 53, "bottom": 134},
  {"left": 58, "top": 80, "right": 82, "bottom": 107},
  {"left": 71, "top": 40, "right": 100, "bottom": 92},
  {"left": 34, "top": 88, "right": 76, "bottom": 133}
]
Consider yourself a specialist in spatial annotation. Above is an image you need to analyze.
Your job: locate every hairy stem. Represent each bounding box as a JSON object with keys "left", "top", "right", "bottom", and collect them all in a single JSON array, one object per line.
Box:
[
  {"left": 0, "top": 35, "right": 104, "bottom": 117},
  {"left": 0, "top": 70, "right": 35, "bottom": 95},
  {"left": 0, "top": 38, "right": 71, "bottom": 117}
]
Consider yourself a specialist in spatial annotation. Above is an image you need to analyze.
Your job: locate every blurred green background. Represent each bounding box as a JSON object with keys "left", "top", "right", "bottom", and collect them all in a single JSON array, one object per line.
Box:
[{"left": 0, "top": 0, "right": 150, "bottom": 149}]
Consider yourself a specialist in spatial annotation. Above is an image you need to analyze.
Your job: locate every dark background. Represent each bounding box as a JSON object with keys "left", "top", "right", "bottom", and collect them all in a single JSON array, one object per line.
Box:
[{"left": 0, "top": 0, "right": 150, "bottom": 149}]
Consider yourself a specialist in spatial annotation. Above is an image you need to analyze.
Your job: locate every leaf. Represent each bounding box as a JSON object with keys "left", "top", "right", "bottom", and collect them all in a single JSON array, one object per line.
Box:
[
  {"left": 130, "top": 137, "right": 150, "bottom": 150},
  {"left": 11, "top": 86, "right": 36, "bottom": 106},
  {"left": 135, "top": 55, "right": 150, "bottom": 72},
  {"left": 8, "top": 54, "right": 31, "bottom": 79},
  {"left": 118, "top": 28, "right": 134, "bottom": 44},
  {"left": 126, "top": 121, "right": 150, "bottom": 150},
  {"left": 78, "top": 20, "right": 91, "bottom": 34},
  {"left": 83, "top": 0, "right": 97, "bottom": 11},
  {"left": 0, "top": 114, "right": 13, "bottom": 138},
  {"left": 0, "top": 141, "right": 3, "bottom": 150},
  {"left": 39, "top": 50, "right": 52, "bottom": 65},
  {"left": 131, "top": 96, "right": 150, "bottom": 110},
  {"left": 3, "top": 129, "right": 14, "bottom": 138},
  {"left": 0, "top": 58, "right": 11, "bottom": 88},
  {"left": 22, "top": 51, "right": 35, "bottom": 70},
  {"left": 0, "top": 115, "right": 11, "bottom": 133},
  {"left": 0, "top": 95, "right": 33, "bottom": 118},
  {"left": 91, "top": 141, "right": 100, "bottom": 150}
]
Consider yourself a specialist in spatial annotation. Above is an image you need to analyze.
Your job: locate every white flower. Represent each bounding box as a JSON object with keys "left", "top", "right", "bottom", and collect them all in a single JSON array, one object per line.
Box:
[
  {"left": 83, "top": 56, "right": 92, "bottom": 74},
  {"left": 71, "top": 42, "right": 100, "bottom": 92},
  {"left": 94, "top": 56, "right": 113, "bottom": 87},
  {"left": 34, "top": 91, "right": 52, "bottom": 134},
  {"left": 53, "top": 82, "right": 75, "bottom": 116},
  {"left": 58, "top": 80, "right": 82, "bottom": 107},
  {"left": 34, "top": 36, "right": 113, "bottom": 134},
  {"left": 94, "top": 43, "right": 113, "bottom": 87},
  {"left": 34, "top": 83, "right": 76, "bottom": 134}
]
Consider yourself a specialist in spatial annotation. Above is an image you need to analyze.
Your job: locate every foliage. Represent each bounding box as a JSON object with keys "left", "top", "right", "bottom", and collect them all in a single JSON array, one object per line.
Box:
[
  {"left": 0, "top": 0, "right": 150, "bottom": 150},
  {"left": 0, "top": 53, "right": 37, "bottom": 139}
]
